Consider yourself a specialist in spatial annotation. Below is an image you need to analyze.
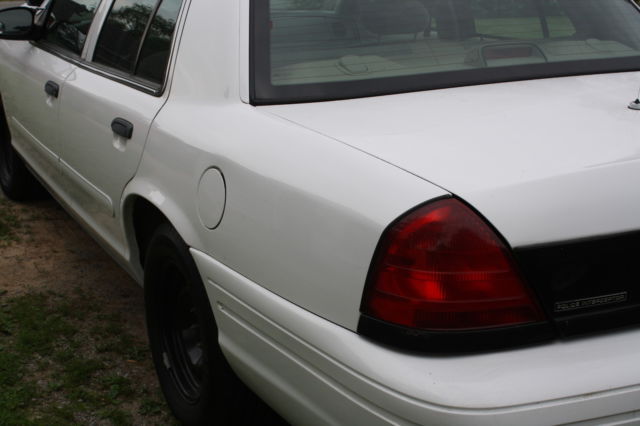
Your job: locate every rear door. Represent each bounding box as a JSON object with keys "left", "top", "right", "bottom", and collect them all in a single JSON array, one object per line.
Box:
[
  {"left": 56, "top": 0, "right": 184, "bottom": 254},
  {"left": 2, "top": 0, "right": 101, "bottom": 186}
]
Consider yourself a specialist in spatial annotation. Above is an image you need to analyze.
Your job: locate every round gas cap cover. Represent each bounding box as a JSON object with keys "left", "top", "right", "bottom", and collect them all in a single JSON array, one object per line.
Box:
[{"left": 197, "top": 168, "right": 226, "bottom": 229}]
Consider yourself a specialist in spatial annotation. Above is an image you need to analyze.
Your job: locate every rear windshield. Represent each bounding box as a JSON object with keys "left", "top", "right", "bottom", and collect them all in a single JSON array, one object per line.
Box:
[{"left": 251, "top": 0, "right": 640, "bottom": 103}]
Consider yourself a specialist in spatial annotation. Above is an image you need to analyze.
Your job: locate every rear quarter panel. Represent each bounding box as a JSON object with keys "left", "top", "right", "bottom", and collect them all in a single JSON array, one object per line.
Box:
[
  {"left": 123, "top": 0, "right": 447, "bottom": 330},
  {"left": 129, "top": 100, "right": 446, "bottom": 330}
]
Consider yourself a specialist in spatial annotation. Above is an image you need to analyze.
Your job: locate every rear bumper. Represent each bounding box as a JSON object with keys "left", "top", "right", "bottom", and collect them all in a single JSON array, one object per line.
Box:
[{"left": 191, "top": 248, "right": 640, "bottom": 426}]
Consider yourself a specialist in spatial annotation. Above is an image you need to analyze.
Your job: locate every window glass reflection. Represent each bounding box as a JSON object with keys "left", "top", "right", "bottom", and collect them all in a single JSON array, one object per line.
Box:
[
  {"left": 93, "top": 0, "right": 157, "bottom": 73},
  {"left": 43, "top": 0, "right": 100, "bottom": 55},
  {"left": 136, "top": 0, "right": 182, "bottom": 84}
]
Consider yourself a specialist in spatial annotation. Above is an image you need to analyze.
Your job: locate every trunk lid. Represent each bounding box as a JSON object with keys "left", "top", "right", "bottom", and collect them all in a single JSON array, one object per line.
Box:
[
  {"left": 264, "top": 72, "right": 640, "bottom": 247},
  {"left": 264, "top": 72, "right": 640, "bottom": 336}
]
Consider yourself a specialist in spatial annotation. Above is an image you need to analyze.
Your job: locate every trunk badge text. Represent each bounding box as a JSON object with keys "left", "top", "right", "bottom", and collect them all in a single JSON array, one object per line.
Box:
[{"left": 555, "top": 292, "right": 628, "bottom": 313}]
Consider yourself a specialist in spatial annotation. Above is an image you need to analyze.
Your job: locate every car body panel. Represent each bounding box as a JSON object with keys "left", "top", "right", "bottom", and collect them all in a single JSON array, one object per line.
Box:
[
  {"left": 132, "top": 97, "right": 448, "bottom": 330},
  {"left": 265, "top": 72, "right": 640, "bottom": 248},
  {"left": 123, "top": 0, "right": 448, "bottom": 330},
  {"left": 0, "top": 39, "right": 74, "bottom": 182},
  {"left": 56, "top": 65, "right": 169, "bottom": 259},
  {"left": 193, "top": 247, "right": 640, "bottom": 426}
]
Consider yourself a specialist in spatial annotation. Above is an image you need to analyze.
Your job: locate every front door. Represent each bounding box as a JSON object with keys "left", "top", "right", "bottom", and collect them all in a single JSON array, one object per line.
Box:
[{"left": 1, "top": 0, "right": 102, "bottom": 186}]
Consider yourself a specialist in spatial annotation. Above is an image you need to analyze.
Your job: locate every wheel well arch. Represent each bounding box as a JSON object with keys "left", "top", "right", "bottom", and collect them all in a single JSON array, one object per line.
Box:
[
  {"left": 122, "top": 183, "right": 203, "bottom": 279},
  {"left": 127, "top": 196, "right": 171, "bottom": 269}
]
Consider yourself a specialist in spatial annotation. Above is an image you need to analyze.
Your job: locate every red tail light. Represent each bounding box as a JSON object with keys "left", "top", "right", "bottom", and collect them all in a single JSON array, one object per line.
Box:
[{"left": 362, "top": 198, "right": 544, "bottom": 331}]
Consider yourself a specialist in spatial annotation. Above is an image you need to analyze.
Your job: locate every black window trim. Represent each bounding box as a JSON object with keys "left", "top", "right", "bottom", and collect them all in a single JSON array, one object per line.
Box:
[
  {"left": 31, "top": 0, "right": 188, "bottom": 98},
  {"left": 33, "top": 41, "right": 162, "bottom": 95},
  {"left": 131, "top": 0, "right": 163, "bottom": 76}
]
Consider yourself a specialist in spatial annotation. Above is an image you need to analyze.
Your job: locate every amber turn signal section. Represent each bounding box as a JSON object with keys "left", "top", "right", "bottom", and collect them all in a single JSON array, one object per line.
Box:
[{"left": 362, "top": 199, "right": 544, "bottom": 331}]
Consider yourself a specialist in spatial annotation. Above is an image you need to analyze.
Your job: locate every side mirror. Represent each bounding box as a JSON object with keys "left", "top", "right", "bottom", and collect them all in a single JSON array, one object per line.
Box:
[{"left": 0, "top": 7, "right": 36, "bottom": 40}]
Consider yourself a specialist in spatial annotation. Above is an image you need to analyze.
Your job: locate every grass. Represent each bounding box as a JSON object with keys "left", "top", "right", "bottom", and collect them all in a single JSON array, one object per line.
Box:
[
  {"left": 0, "top": 290, "right": 176, "bottom": 425},
  {"left": 0, "top": 194, "right": 175, "bottom": 424}
]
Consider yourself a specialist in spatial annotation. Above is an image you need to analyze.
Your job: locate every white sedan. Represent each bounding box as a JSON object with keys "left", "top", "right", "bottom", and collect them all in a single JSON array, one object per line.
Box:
[{"left": 1, "top": 0, "right": 640, "bottom": 424}]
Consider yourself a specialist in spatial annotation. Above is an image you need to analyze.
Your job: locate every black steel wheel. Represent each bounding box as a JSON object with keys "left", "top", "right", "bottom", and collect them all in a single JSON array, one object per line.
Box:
[
  {"left": 145, "top": 223, "right": 223, "bottom": 424},
  {"left": 157, "top": 262, "right": 206, "bottom": 403},
  {"left": 144, "top": 223, "right": 287, "bottom": 425}
]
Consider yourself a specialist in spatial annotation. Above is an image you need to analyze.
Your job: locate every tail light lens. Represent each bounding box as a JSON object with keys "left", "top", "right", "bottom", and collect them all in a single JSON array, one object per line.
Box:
[{"left": 362, "top": 198, "right": 544, "bottom": 331}]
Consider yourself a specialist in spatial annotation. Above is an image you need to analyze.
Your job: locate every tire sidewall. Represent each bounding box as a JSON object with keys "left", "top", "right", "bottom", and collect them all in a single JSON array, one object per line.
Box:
[
  {"left": 0, "top": 121, "right": 42, "bottom": 201},
  {"left": 0, "top": 132, "right": 18, "bottom": 196},
  {"left": 144, "top": 224, "right": 223, "bottom": 425}
]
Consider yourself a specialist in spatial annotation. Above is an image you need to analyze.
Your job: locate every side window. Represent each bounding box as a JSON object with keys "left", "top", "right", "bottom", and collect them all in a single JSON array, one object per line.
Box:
[
  {"left": 41, "top": 0, "right": 101, "bottom": 56},
  {"left": 135, "top": 0, "right": 182, "bottom": 84},
  {"left": 93, "top": 0, "right": 157, "bottom": 73},
  {"left": 93, "top": 0, "right": 182, "bottom": 86}
]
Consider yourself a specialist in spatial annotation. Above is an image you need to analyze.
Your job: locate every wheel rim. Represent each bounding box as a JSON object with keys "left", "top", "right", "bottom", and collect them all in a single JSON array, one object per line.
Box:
[{"left": 159, "top": 263, "right": 206, "bottom": 403}]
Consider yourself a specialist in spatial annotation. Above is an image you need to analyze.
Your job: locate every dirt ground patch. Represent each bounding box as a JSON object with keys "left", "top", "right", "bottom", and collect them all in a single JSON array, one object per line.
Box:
[
  {"left": 0, "top": 195, "right": 139, "bottom": 306},
  {"left": 0, "top": 190, "right": 176, "bottom": 424}
]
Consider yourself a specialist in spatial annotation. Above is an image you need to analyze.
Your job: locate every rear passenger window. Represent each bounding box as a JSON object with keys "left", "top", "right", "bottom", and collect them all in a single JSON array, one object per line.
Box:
[
  {"left": 42, "top": 0, "right": 101, "bottom": 56},
  {"left": 135, "top": 0, "right": 183, "bottom": 84},
  {"left": 93, "top": 0, "right": 157, "bottom": 72},
  {"left": 93, "top": 0, "right": 183, "bottom": 86}
]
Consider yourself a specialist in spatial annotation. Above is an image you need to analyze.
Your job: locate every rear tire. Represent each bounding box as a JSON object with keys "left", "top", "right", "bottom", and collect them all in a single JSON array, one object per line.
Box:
[
  {"left": 144, "top": 224, "right": 285, "bottom": 425},
  {"left": 0, "top": 100, "right": 43, "bottom": 201}
]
